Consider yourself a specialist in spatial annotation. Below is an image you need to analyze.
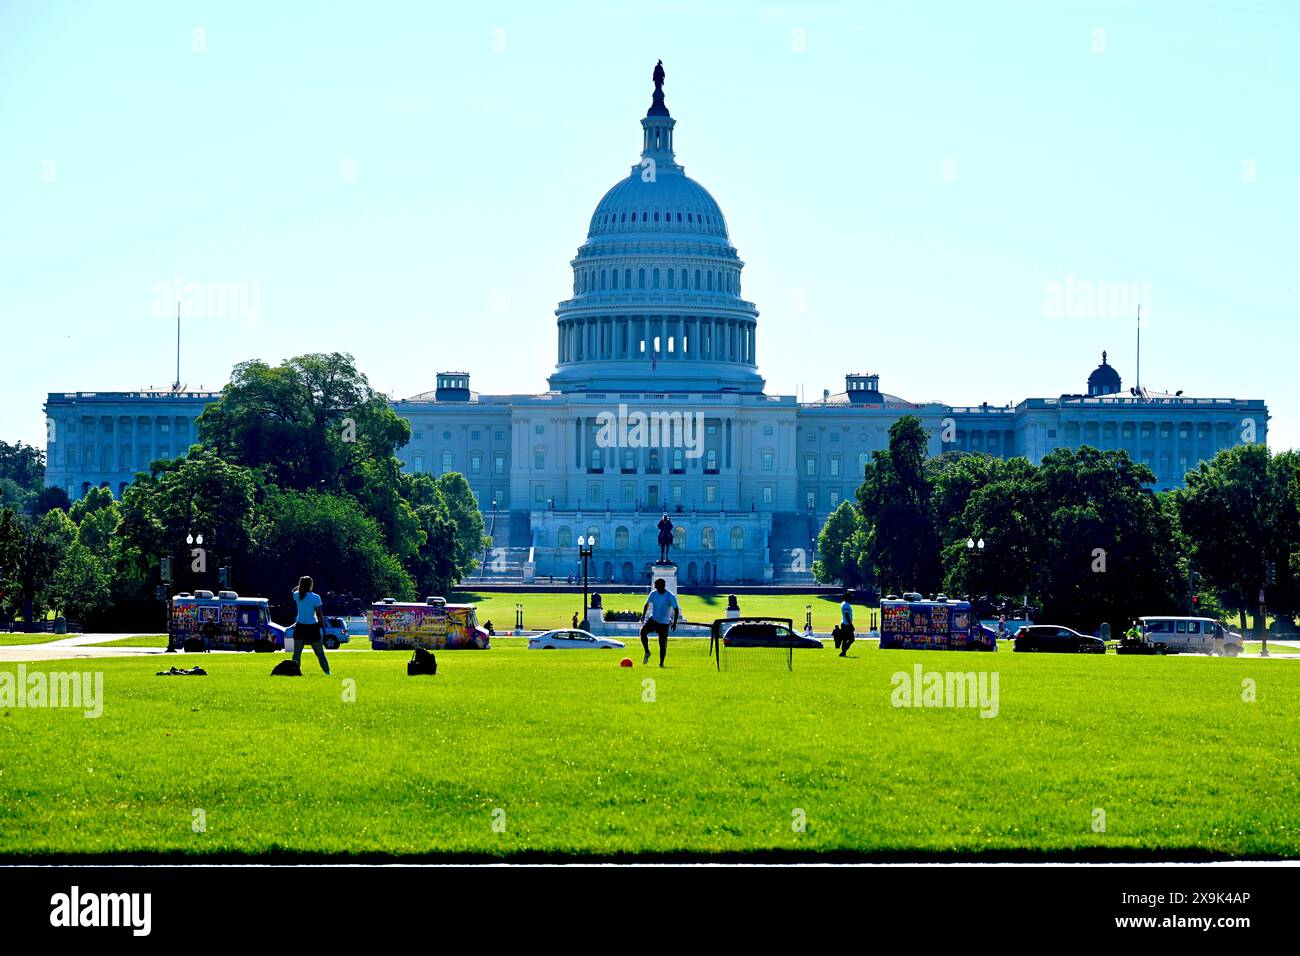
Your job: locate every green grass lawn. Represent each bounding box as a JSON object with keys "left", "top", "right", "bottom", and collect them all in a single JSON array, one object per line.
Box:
[
  {"left": 1, "top": 639, "right": 1296, "bottom": 860},
  {"left": 0, "top": 633, "right": 68, "bottom": 646},
  {"left": 452, "top": 589, "right": 865, "bottom": 632},
  {"left": 84, "top": 634, "right": 169, "bottom": 648},
  {"left": 1245, "top": 641, "right": 1300, "bottom": 655}
]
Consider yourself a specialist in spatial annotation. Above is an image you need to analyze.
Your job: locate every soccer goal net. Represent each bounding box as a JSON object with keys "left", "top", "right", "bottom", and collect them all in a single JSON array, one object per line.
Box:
[{"left": 710, "top": 617, "right": 796, "bottom": 672}]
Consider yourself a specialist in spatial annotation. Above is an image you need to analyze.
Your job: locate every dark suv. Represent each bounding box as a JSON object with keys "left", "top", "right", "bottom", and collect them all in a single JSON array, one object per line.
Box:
[{"left": 1013, "top": 625, "right": 1106, "bottom": 654}]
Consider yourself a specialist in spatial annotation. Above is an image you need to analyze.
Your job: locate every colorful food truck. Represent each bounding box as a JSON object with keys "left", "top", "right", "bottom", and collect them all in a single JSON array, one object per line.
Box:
[
  {"left": 368, "top": 596, "right": 491, "bottom": 650},
  {"left": 169, "top": 590, "right": 286, "bottom": 652},
  {"left": 880, "top": 595, "right": 995, "bottom": 651}
]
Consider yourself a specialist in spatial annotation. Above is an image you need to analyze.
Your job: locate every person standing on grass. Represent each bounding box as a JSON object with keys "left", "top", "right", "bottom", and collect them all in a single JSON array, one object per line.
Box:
[
  {"left": 640, "top": 578, "right": 679, "bottom": 667},
  {"left": 838, "top": 591, "right": 855, "bottom": 657},
  {"left": 290, "top": 575, "right": 331, "bottom": 675}
]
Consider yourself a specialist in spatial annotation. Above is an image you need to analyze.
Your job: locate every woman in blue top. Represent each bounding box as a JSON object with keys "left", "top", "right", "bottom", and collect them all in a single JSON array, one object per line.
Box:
[{"left": 290, "top": 575, "right": 331, "bottom": 675}]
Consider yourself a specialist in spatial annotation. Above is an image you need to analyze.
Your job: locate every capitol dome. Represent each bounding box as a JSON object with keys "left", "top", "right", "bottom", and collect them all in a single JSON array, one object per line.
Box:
[{"left": 549, "top": 62, "right": 763, "bottom": 394}]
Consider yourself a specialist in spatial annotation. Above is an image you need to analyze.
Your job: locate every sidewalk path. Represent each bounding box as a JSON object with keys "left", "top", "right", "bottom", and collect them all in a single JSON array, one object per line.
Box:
[{"left": 0, "top": 633, "right": 169, "bottom": 663}]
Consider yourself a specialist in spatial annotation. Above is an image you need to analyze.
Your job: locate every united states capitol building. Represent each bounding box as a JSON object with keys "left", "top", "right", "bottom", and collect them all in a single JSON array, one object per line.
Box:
[{"left": 43, "top": 66, "right": 1269, "bottom": 586}]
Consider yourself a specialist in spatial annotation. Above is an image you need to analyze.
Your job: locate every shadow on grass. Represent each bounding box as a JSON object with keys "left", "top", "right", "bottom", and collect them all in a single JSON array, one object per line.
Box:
[{"left": 3, "top": 846, "right": 1286, "bottom": 865}]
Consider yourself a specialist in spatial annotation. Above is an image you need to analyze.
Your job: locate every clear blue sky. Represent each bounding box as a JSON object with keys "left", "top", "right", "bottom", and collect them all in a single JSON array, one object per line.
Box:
[{"left": 2, "top": 1, "right": 1296, "bottom": 451}]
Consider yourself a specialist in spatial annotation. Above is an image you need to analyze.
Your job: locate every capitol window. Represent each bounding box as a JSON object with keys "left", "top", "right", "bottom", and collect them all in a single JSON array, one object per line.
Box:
[
  {"left": 701, "top": 526, "right": 715, "bottom": 549},
  {"left": 441, "top": 450, "right": 453, "bottom": 471},
  {"left": 730, "top": 528, "right": 744, "bottom": 550}
]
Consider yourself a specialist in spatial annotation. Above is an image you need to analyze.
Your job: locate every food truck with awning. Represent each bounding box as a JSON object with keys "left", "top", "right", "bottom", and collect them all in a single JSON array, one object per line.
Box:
[
  {"left": 880, "top": 595, "right": 995, "bottom": 651},
  {"left": 169, "top": 590, "right": 285, "bottom": 652},
  {"left": 368, "top": 596, "right": 491, "bottom": 650}
]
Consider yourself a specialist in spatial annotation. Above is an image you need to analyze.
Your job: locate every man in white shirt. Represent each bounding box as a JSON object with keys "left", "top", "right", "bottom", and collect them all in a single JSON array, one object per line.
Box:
[{"left": 640, "top": 578, "right": 680, "bottom": 667}]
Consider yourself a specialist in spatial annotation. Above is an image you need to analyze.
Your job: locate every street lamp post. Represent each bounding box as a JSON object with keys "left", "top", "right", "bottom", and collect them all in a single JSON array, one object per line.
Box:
[
  {"left": 965, "top": 536, "right": 985, "bottom": 607},
  {"left": 577, "top": 535, "right": 594, "bottom": 630}
]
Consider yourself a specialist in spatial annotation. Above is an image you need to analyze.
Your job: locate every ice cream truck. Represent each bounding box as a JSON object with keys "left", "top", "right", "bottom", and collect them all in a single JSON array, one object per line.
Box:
[
  {"left": 368, "top": 596, "right": 491, "bottom": 650},
  {"left": 880, "top": 594, "right": 996, "bottom": 651},
  {"left": 169, "top": 590, "right": 286, "bottom": 652}
]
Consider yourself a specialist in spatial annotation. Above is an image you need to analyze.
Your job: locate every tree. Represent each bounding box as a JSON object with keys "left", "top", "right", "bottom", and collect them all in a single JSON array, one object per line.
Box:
[
  {"left": 939, "top": 456, "right": 1041, "bottom": 605},
  {"left": 1031, "top": 447, "right": 1182, "bottom": 631},
  {"left": 0, "top": 441, "right": 44, "bottom": 491},
  {"left": 33, "top": 486, "right": 71, "bottom": 516},
  {"left": 1175, "top": 445, "right": 1300, "bottom": 633},
  {"left": 402, "top": 472, "right": 488, "bottom": 592},
  {"left": 70, "top": 486, "right": 121, "bottom": 557},
  {"left": 812, "top": 499, "right": 872, "bottom": 588},
  {"left": 434, "top": 472, "right": 486, "bottom": 576},
  {"left": 857, "top": 416, "right": 942, "bottom": 595},
  {"left": 47, "top": 541, "right": 111, "bottom": 624},
  {"left": 117, "top": 448, "right": 259, "bottom": 595},
  {"left": 0, "top": 508, "right": 68, "bottom": 628},
  {"left": 197, "top": 352, "right": 410, "bottom": 493},
  {"left": 244, "top": 488, "right": 415, "bottom": 618}
]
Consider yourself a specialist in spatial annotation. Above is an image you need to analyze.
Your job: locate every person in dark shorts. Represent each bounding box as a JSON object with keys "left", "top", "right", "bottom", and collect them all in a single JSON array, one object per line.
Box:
[
  {"left": 837, "top": 591, "right": 855, "bottom": 657},
  {"left": 290, "top": 575, "right": 331, "bottom": 675},
  {"left": 640, "top": 578, "right": 680, "bottom": 667}
]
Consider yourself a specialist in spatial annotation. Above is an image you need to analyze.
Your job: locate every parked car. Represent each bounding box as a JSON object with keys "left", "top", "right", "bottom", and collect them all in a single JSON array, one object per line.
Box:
[
  {"left": 528, "top": 629, "right": 625, "bottom": 650},
  {"left": 286, "top": 616, "right": 350, "bottom": 650},
  {"left": 1013, "top": 625, "right": 1106, "bottom": 654},
  {"left": 722, "top": 620, "right": 824, "bottom": 649}
]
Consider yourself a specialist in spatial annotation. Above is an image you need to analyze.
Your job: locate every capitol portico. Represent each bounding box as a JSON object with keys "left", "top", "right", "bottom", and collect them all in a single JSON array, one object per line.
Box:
[{"left": 42, "top": 65, "right": 1270, "bottom": 586}]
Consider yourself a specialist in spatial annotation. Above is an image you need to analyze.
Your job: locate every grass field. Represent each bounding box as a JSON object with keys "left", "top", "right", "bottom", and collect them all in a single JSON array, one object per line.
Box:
[
  {"left": 84, "top": 634, "right": 169, "bottom": 648},
  {"left": 1, "top": 638, "right": 1297, "bottom": 860},
  {"left": 0, "top": 633, "right": 67, "bottom": 646},
  {"left": 452, "top": 590, "right": 862, "bottom": 632}
]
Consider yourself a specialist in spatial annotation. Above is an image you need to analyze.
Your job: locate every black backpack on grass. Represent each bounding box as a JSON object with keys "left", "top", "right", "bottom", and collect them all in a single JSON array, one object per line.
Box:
[
  {"left": 183, "top": 637, "right": 208, "bottom": 653},
  {"left": 271, "top": 659, "right": 302, "bottom": 677},
  {"left": 407, "top": 646, "right": 437, "bottom": 676}
]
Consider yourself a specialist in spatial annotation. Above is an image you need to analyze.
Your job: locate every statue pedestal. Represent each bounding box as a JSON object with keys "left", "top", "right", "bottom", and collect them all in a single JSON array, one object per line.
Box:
[{"left": 650, "top": 561, "right": 678, "bottom": 596}]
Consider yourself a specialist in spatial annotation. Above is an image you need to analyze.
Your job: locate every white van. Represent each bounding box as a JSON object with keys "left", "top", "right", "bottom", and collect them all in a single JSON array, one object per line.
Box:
[{"left": 1139, "top": 616, "right": 1243, "bottom": 657}]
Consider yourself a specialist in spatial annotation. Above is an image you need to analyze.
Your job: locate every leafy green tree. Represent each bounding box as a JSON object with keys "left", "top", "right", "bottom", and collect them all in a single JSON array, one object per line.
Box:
[
  {"left": 197, "top": 352, "right": 410, "bottom": 493},
  {"left": 70, "top": 486, "right": 121, "bottom": 557},
  {"left": 434, "top": 472, "right": 486, "bottom": 575},
  {"left": 0, "top": 508, "right": 68, "bottom": 628},
  {"left": 117, "top": 448, "right": 259, "bottom": 594},
  {"left": 244, "top": 488, "right": 415, "bottom": 617},
  {"left": 0, "top": 441, "right": 44, "bottom": 491},
  {"left": 812, "top": 499, "right": 872, "bottom": 588},
  {"left": 402, "top": 472, "right": 487, "bottom": 592},
  {"left": 857, "top": 416, "right": 942, "bottom": 595},
  {"left": 1031, "top": 447, "right": 1182, "bottom": 631},
  {"left": 33, "top": 486, "right": 71, "bottom": 516},
  {"left": 1175, "top": 445, "right": 1300, "bottom": 633},
  {"left": 940, "top": 456, "right": 1041, "bottom": 604},
  {"left": 46, "top": 541, "right": 111, "bottom": 624}
]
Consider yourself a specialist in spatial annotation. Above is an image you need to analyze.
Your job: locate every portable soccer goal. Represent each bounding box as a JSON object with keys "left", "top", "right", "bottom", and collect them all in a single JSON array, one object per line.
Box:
[{"left": 710, "top": 617, "right": 797, "bottom": 672}]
